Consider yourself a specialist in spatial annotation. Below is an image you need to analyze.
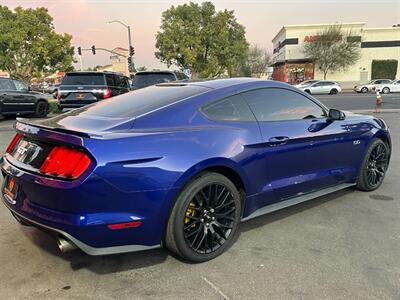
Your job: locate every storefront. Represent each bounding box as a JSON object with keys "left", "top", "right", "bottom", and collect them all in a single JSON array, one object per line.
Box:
[{"left": 271, "top": 22, "right": 400, "bottom": 88}]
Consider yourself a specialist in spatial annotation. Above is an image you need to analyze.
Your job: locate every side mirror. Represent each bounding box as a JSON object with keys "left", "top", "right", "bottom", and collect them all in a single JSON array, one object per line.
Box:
[
  {"left": 328, "top": 108, "right": 345, "bottom": 121},
  {"left": 27, "top": 86, "right": 32, "bottom": 91}
]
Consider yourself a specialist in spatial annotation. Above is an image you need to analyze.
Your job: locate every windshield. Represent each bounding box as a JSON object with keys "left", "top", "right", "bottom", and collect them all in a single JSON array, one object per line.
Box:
[
  {"left": 61, "top": 73, "right": 105, "bottom": 85},
  {"left": 133, "top": 73, "right": 176, "bottom": 89},
  {"left": 77, "top": 84, "right": 210, "bottom": 118}
]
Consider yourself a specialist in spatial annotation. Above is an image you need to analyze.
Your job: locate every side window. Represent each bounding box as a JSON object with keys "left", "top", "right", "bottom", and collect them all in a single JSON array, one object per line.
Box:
[
  {"left": 13, "top": 80, "right": 27, "bottom": 91},
  {"left": 242, "top": 88, "right": 326, "bottom": 121},
  {"left": 105, "top": 74, "right": 115, "bottom": 87},
  {"left": 201, "top": 94, "right": 255, "bottom": 122},
  {"left": 375, "top": 80, "right": 382, "bottom": 84},
  {"left": 0, "top": 79, "right": 16, "bottom": 90}
]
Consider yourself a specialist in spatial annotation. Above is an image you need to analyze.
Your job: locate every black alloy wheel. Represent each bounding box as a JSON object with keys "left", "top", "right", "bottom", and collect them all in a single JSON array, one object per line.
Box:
[
  {"left": 357, "top": 139, "right": 389, "bottom": 191},
  {"left": 166, "top": 172, "right": 241, "bottom": 262}
]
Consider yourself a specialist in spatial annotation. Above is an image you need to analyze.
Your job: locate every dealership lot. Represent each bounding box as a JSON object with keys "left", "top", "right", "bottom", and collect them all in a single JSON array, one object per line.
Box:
[{"left": 0, "top": 108, "right": 399, "bottom": 299}]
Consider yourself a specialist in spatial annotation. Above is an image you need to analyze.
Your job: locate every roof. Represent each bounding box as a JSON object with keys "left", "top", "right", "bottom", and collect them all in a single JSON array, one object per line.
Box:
[{"left": 184, "top": 77, "right": 262, "bottom": 89}]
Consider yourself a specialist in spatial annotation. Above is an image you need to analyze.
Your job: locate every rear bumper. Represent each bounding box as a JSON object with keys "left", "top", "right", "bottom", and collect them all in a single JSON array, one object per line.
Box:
[
  {"left": 0, "top": 156, "right": 171, "bottom": 255},
  {"left": 58, "top": 100, "right": 99, "bottom": 109}
]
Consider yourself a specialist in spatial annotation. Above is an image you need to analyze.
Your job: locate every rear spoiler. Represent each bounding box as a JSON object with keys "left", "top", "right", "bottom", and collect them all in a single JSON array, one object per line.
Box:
[{"left": 15, "top": 118, "right": 90, "bottom": 147}]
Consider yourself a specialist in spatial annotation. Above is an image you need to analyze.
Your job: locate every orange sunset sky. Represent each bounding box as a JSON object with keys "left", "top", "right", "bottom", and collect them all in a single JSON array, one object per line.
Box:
[{"left": 2, "top": 0, "right": 399, "bottom": 70}]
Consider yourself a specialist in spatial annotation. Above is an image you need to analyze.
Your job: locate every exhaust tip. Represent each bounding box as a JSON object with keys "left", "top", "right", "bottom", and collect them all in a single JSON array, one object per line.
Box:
[{"left": 56, "top": 236, "right": 77, "bottom": 253}]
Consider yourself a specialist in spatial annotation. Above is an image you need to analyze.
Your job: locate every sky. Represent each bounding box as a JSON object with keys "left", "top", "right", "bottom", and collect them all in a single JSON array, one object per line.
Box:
[{"left": 2, "top": 0, "right": 400, "bottom": 70}]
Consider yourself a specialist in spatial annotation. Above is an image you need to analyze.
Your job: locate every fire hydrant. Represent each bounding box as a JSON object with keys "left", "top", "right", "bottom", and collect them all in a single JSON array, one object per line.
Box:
[{"left": 375, "top": 90, "right": 383, "bottom": 113}]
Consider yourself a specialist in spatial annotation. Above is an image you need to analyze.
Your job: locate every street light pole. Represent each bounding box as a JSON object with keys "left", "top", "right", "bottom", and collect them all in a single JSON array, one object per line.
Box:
[{"left": 107, "top": 20, "right": 133, "bottom": 73}]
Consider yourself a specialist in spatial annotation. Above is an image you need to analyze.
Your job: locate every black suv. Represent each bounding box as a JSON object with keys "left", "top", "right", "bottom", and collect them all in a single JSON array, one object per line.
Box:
[
  {"left": 0, "top": 77, "right": 49, "bottom": 118},
  {"left": 132, "top": 71, "right": 189, "bottom": 90},
  {"left": 57, "top": 72, "right": 130, "bottom": 110}
]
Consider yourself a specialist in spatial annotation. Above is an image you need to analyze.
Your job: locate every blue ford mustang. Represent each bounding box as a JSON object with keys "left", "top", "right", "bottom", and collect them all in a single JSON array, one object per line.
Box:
[{"left": 1, "top": 78, "right": 391, "bottom": 262}]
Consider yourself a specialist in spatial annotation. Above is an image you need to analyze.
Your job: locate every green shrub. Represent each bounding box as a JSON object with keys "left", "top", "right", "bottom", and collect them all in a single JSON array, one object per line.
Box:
[
  {"left": 48, "top": 99, "right": 61, "bottom": 114},
  {"left": 371, "top": 60, "right": 398, "bottom": 79}
]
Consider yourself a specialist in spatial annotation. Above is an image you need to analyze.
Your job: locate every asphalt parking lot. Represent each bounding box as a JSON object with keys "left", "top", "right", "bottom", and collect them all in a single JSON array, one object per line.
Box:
[{"left": 0, "top": 108, "right": 399, "bottom": 299}]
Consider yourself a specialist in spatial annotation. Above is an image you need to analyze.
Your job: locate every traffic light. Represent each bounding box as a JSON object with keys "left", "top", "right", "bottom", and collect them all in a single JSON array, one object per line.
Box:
[
  {"left": 127, "top": 57, "right": 134, "bottom": 72},
  {"left": 91, "top": 45, "right": 96, "bottom": 55},
  {"left": 77, "top": 46, "right": 82, "bottom": 56},
  {"left": 129, "top": 46, "right": 135, "bottom": 57}
]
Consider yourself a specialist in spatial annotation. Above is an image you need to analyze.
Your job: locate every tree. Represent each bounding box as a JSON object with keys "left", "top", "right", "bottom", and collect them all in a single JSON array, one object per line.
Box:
[
  {"left": 234, "top": 45, "right": 271, "bottom": 77},
  {"left": 155, "top": 2, "right": 248, "bottom": 78},
  {"left": 303, "top": 25, "right": 360, "bottom": 80},
  {"left": 0, "top": 6, "right": 74, "bottom": 83},
  {"left": 136, "top": 66, "right": 147, "bottom": 72}
]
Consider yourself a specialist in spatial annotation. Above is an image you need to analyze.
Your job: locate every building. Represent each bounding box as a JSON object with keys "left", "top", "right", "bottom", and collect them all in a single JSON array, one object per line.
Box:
[
  {"left": 272, "top": 22, "right": 400, "bottom": 88},
  {"left": 96, "top": 47, "right": 129, "bottom": 76}
]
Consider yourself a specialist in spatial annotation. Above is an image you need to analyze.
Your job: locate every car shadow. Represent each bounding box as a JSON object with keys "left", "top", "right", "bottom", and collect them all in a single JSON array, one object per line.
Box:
[
  {"left": 19, "top": 188, "right": 356, "bottom": 274},
  {"left": 21, "top": 227, "right": 169, "bottom": 274},
  {"left": 240, "top": 188, "right": 355, "bottom": 233}
]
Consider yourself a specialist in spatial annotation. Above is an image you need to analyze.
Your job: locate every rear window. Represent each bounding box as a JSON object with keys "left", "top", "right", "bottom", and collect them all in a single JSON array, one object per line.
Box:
[
  {"left": 133, "top": 73, "right": 176, "bottom": 89},
  {"left": 79, "top": 84, "right": 209, "bottom": 118},
  {"left": 61, "top": 73, "right": 105, "bottom": 85}
]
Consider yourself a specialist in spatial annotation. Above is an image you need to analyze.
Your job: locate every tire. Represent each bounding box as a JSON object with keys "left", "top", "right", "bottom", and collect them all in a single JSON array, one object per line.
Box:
[
  {"left": 165, "top": 172, "right": 242, "bottom": 262},
  {"left": 34, "top": 100, "right": 49, "bottom": 118},
  {"left": 304, "top": 89, "right": 311, "bottom": 95},
  {"left": 382, "top": 87, "right": 390, "bottom": 94},
  {"left": 356, "top": 139, "right": 389, "bottom": 192},
  {"left": 329, "top": 88, "right": 338, "bottom": 95},
  {"left": 361, "top": 87, "right": 368, "bottom": 93}
]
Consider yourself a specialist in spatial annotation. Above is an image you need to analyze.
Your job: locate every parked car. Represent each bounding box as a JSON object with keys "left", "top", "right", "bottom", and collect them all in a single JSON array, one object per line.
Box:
[
  {"left": 57, "top": 72, "right": 130, "bottom": 111},
  {"left": 132, "top": 70, "right": 189, "bottom": 90},
  {"left": 1, "top": 79, "right": 391, "bottom": 262},
  {"left": 354, "top": 79, "right": 392, "bottom": 93},
  {"left": 300, "top": 81, "right": 342, "bottom": 95},
  {"left": 0, "top": 77, "right": 49, "bottom": 118},
  {"left": 374, "top": 79, "right": 400, "bottom": 94},
  {"left": 294, "top": 80, "right": 319, "bottom": 88}
]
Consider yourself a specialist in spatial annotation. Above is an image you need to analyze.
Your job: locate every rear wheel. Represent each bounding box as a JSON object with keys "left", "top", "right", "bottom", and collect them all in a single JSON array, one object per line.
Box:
[
  {"left": 165, "top": 172, "right": 241, "bottom": 262},
  {"left": 356, "top": 139, "right": 389, "bottom": 191},
  {"left": 361, "top": 87, "right": 368, "bottom": 93},
  {"left": 329, "top": 88, "right": 338, "bottom": 95},
  {"left": 35, "top": 101, "right": 49, "bottom": 118}
]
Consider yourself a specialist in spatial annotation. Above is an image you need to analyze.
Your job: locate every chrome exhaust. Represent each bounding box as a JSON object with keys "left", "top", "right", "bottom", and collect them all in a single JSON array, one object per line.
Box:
[{"left": 56, "top": 236, "right": 77, "bottom": 253}]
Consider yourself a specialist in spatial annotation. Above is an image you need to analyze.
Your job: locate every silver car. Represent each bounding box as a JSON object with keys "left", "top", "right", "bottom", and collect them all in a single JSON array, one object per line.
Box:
[
  {"left": 375, "top": 80, "right": 400, "bottom": 94},
  {"left": 300, "top": 81, "right": 342, "bottom": 95},
  {"left": 354, "top": 79, "right": 392, "bottom": 93}
]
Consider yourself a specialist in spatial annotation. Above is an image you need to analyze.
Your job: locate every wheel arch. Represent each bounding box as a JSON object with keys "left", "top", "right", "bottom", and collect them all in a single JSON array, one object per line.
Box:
[{"left": 161, "top": 158, "right": 249, "bottom": 243}]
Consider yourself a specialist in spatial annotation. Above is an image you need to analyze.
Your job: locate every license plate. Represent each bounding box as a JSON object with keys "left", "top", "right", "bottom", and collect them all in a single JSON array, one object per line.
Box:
[{"left": 3, "top": 176, "right": 18, "bottom": 201}]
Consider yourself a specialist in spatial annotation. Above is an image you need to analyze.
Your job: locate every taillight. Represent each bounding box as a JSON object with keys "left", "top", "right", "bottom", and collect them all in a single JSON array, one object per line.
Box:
[
  {"left": 6, "top": 133, "right": 22, "bottom": 153},
  {"left": 103, "top": 88, "right": 111, "bottom": 99},
  {"left": 39, "top": 146, "right": 91, "bottom": 179}
]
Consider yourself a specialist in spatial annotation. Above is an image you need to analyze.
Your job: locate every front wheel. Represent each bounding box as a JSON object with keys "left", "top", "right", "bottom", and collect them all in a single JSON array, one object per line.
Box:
[
  {"left": 356, "top": 139, "right": 389, "bottom": 191},
  {"left": 361, "top": 87, "right": 368, "bottom": 93},
  {"left": 165, "top": 172, "right": 242, "bottom": 262},
  {"left": 304, "top": 89, "right": 311, "bottom": 94},
  {"left": 382, "top": 87, "right": 390, "bottom": 94}
]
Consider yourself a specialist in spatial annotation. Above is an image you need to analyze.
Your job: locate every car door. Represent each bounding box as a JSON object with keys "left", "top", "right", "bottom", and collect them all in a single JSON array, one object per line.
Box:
[
  {"left": 0, "top": 79, "right": 36, "bottom": 114},
  {"left": 241, "top": 87, "right": 355, "bottom": 202},
  {"left": 310, "top": 82, "right": 326, "bottom": 94}
]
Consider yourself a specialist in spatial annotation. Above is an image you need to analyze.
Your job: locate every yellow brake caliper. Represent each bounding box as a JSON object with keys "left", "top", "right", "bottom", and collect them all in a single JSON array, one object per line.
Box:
[{"left": 185, "top": 202, "right": 196, "bottom": 226}]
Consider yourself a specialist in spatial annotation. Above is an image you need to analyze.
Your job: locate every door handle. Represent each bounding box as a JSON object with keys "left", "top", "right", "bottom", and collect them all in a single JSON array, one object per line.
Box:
[{"left": 268, "top": 136, "right": 290, "bottom": 145}]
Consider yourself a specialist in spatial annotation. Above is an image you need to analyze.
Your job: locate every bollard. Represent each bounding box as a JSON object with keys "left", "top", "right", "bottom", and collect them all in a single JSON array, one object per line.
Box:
[{"left": 375, "top": 90, "right": 383, "bottom": 113}]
